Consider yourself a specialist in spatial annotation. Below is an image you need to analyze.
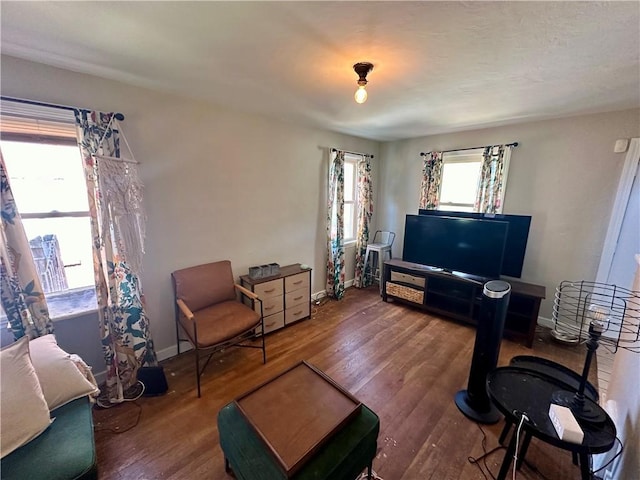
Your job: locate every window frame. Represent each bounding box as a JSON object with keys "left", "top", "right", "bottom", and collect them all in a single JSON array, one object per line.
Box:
[
  {"left": 0, "top": 129, "right": 98, "bottom": 321},
  {"left": 437, "top": 149, "right": 484, "bottom": 212},
  {"left": 2, "top": 132, "right": 90, "bottom": 220}
]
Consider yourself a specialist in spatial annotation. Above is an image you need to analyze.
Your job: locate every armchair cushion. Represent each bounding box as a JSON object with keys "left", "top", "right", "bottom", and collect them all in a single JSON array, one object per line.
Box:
[
  {"left": 178, "top": 301, "right": 260, "bottom": 348},
  {"left": 173, "top": 260, "right": 236, "bottom": 312}
]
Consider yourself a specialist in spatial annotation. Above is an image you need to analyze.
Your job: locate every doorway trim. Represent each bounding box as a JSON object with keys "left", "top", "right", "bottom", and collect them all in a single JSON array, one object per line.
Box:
[{"left": 596, "top": 138, "right": 640, "bottom": 284}]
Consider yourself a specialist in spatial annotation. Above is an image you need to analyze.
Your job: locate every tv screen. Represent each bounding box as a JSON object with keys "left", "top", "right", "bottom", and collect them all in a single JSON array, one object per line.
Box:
[
  {"left": 403, "top": 214, "right": 508, "bottom": 279},
  {"left": 418, "top": 209, "right": 531, "bottom": 278}
]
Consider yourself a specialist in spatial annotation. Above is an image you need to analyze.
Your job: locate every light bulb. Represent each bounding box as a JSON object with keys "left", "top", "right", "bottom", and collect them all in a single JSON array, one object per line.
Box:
[{"left": 354, "top": 85, "right": 368, "bottom": 104}]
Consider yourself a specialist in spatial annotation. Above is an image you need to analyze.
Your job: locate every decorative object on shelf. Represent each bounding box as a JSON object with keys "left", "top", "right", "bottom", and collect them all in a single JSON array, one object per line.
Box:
[
  {"left": 249, "top": 266, "right": 262, "bottom": 279},
  {"left": 268, "top": 263, "right": 280, "bottom": 276},
  {"left": 248, "top": 263, "right": 280, "bottom": 279},
  {"left": 551, "top": 280, "right": 640, "bottom": 423},
  {"left": 353, "top": 62, "right": 374, "bottom": 104}
]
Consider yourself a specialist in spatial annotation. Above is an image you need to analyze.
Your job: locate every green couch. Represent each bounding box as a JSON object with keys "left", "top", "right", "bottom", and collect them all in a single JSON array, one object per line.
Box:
[{"left": 1, "top": 396, "right": 97, "bottom": 480}]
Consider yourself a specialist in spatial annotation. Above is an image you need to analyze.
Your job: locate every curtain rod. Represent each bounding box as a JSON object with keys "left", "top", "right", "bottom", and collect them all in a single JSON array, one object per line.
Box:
[
  {"left": 331, "top": 148, "right": 374, "bottom": 159},
  {"left": 1, "top": 96, "right": 125, "bottom": 121},
  {"left": 420, "top": 142, "right": 518, "bottom": 156}
]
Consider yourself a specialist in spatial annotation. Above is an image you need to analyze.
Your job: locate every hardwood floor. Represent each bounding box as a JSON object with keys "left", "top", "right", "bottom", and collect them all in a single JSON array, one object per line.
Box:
[{"left": 93, "top": 286, "right": 596, "bottom": 479}]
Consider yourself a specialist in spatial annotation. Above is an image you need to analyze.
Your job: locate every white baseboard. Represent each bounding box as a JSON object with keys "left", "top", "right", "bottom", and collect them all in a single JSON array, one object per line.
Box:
[
  {"left": 312, "top": 290, "right": 327, "bottom": 302},
  {"left": 92, "top": 343, "right": 192, "bottom": 387},
  {"left": 93, "top": 369, "right": 106, "bottom": 386},
  {"left": 311, "top": 279, "right": 354, "bottom": 302},
  {"left": 537, "top": 315, "right": 554, "bottom": 329},
  {"left": 156, "top": 343, "right": 192, "bottom": 362}
]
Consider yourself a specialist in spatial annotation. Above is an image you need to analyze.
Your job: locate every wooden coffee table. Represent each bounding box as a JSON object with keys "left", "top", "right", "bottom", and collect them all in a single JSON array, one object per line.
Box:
[{"left": 218, "top": 361, "right": 380, "bottom": 480}]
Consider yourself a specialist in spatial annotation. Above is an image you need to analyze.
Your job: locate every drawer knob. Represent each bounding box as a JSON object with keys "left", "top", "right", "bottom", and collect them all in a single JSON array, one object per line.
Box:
[
  {"left": 293, "top": 296, "right": 303, "bottom": 301},
  {"left": 264, "top": 288, "right": 276, "bottom": 293}
]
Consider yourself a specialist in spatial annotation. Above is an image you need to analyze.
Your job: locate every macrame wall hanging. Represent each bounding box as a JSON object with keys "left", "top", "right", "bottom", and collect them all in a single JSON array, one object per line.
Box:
[{"left": 91, "top": 116, "right": 146, "bottom": 280}]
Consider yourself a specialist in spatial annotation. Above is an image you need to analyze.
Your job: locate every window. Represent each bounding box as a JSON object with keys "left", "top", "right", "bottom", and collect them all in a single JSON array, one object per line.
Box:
[
  {"left": 343, "top": 154, "right": 360, "bottom": 243},
  {"left": 1, "top": 108, "right": 97, "bottom": 319},
  {"left": 438, "top": 149, "right": 483, "bottom": 212}
]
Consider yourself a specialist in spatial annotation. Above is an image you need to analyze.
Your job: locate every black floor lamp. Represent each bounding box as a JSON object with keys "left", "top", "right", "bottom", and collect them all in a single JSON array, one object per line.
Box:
[{"left": 551, "top": 280, "right": 640, "bottom": 424}]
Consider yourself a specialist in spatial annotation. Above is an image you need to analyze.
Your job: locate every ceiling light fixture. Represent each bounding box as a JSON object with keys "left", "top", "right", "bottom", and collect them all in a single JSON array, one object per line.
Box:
[{"left": 353, "top": 62, "right": 374, "bottom": 104}]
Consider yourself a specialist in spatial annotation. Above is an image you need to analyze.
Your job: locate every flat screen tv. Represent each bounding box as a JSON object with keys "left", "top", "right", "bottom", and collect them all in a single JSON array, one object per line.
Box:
[
  {"left": 418, "top": 209, "right": 531, "bottom": 278},
  {"left": 402, "top": 214, "right": 508, "bottom": 279}
]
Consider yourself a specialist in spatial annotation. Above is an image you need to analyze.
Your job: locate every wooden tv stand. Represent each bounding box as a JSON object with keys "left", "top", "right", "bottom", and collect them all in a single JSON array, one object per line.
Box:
[{"left": 382, "top": 259, "right": 545, "bottom": 348}]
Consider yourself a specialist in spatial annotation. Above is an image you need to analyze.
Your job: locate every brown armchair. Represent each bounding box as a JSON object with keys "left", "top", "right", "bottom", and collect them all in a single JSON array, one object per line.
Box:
[{"left": 172, "top": 260, "right": 266, "bottom": 397}]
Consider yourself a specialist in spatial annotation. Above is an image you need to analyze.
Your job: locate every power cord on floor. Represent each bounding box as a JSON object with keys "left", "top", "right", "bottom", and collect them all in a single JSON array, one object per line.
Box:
[
  {"left": 94, "top": 401, "right": 142, "bottom": 434},
  {"left": 310, "top": 296, "right": 330, "bottom": 316},
  {"left": 467, "top": 422, "right": 504, "bottom": 480},
  {"left": 96, "top": 380, "right": 145, "bottom": 409}
]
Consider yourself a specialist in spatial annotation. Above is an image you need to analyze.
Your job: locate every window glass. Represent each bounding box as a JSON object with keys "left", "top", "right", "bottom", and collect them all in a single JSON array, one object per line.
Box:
[
  {"left": 1, "top": 135, "right": 96, "bottom": 318},
  {"left": 343, "top": 203, "right": 354, "bottom": 240},
  {"left": 21, "top": 217, "right": 94, "bottom": 289},
  {"left": 343, "top": 155, "right": 359, "bottom": 242},
  {"left": 344, "top": 161, "right": 355, "bottom": 202},
  {"left": 438, "top": 151, "right": 482, "bottom": 212},
  {"left": 1, "top": 141, "right": 88, "bottom": 213}
]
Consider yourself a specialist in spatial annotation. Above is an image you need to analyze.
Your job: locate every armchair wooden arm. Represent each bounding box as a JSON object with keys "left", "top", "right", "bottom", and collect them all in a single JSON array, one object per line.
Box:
[
  {"left": 176, "top": 298, "right": 195, "bottom": 321},
  {"left": 235, "top": 283, "right": 260, "bottom": 302}
]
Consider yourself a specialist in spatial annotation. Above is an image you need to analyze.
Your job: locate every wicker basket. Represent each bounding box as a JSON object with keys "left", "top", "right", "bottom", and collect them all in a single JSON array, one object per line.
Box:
[{"left": 386, "top": 282, "right": 424, "bottom": 304}]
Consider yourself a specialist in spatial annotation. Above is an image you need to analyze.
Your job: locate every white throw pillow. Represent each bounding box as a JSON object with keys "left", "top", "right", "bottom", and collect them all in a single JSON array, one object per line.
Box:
[
  {"left": 29, "top": 334, "right": 99, "bottom": 411},
  {"left": 0, "top": 336, "right": 52, "bottom": 459}
]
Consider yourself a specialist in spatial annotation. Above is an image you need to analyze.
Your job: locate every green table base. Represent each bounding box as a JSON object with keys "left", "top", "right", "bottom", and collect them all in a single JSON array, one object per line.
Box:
[{"left": 218, "top": 401, "right": 379, "bottom": 480}]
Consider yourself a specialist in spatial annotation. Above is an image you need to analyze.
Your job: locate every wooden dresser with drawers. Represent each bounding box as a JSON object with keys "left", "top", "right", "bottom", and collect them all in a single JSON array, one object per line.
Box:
[{"left": 240, "top": 263, "right": 312, "bottom": 336}]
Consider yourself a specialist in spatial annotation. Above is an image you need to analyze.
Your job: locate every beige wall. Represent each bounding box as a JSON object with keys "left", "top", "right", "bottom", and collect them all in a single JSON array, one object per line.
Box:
[
  {"left": 378, "top": 109, "right": 640, "bottom": 319},
  {"left": 3, "top": 54, "right": 639, "bottom": 374},
  {"left": 1, "top": 55, "right": 380, "bottom": 366}
]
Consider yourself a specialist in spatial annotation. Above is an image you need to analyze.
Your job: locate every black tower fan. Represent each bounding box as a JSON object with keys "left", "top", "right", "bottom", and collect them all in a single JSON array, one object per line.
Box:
[{"left": 455, "top": 280, "right": 511, "bottom": 424}]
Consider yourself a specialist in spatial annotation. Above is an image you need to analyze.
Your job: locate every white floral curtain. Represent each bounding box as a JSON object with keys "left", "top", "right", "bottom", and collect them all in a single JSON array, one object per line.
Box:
[
  {"left": 326, "top": 150, "right": 345, "bottom": 299},
  {"left": 0, "top": 151, "right": 54, "bottom": 340},
  {"left": 74, "top": 110, "right": 157, "bottom": 405},
  {"left": 474, "top": 145, "right": 512, "bottom": 214},
  {"left": 354, "top": 157, "right": 373, "bottom": 288},
  {"left": 419, "top": 152, "right": 443, "bottom": 210}
]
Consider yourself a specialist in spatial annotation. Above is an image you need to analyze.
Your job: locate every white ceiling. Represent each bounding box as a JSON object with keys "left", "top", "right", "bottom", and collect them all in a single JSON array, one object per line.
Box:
[{"left": 1, "top": 1, "right": 639, "bottom": 141}]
